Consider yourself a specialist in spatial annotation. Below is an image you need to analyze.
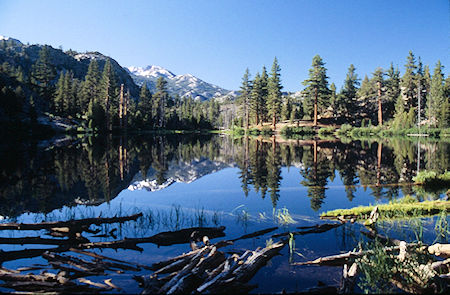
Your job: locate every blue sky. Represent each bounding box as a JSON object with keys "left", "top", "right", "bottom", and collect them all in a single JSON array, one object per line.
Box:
[{"left": 0, "top": 0, "right": 448, "bottom": 92}]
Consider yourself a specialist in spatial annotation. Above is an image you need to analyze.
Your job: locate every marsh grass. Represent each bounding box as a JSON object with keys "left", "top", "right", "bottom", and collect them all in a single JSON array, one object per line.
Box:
[
  {"left": 356, "top": 239, "right": 439, "bottom": 294},
  {"left": 274, "top": 207, "right": 296, "bottom": 226},
  {"left": 321, "top": 196, "right": 450, "bottom": 221}
]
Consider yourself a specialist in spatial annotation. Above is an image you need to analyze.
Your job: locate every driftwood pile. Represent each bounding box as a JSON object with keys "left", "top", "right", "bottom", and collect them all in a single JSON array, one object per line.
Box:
[
  {"left": 0, "top": 213, "right": 295, "bottom": 294},
  {"left": 0, "top": 213, "right": 229, "bottom": 293},
  {"left": 136, "top": 238, "right": 287, "bottom": 294}
]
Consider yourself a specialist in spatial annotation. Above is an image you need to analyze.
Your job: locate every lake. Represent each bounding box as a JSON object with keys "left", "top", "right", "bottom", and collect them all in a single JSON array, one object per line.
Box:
[{"left": 0, "top": 134, "right": 449, "bottom": 293}]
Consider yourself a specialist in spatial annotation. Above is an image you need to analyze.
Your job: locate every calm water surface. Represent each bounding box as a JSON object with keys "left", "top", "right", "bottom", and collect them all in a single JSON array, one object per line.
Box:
[{"left": 0, "top": 134, "right": 449, "bottom": 293}]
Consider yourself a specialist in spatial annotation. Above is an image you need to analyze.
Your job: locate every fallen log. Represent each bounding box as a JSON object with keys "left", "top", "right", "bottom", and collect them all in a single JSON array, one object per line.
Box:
[
  {"left": 0, "top": 213, "right": 143, "bottom": 231},
  {"left": 195, "top": 242, "right": 287, "bottom": 294},
  {"left": 431, "top": 258, "right": 450, "bottom": 273},
  {"left": 230, "top": 240, "right": 287, "bottom": 283},
  {"left": 158, "top": 246, "right": 211, "bottom": 294},
  {"left": 272, "top": 223, "right": 342, "bottom": 238},
  {"left": 69, "top": 248, "right": 146, "bottom": 270},
  {"left": 0, "top": 246, "right": 68, "bottom": 263},
  {"left": 78, "top": 226, "right": 226, "bottom": 251},
  {"left": 165, "top": 247, "right": 226, "bottom": 294},
  {"left": 231, "top": 226, "right": 278, "bottom": 242},
  {"left": 0, "top": 236, "right": 71, "bottom": 245},
  {"left": 293, "top": 246, "right": 401, "bottom": 267},
  {"left": 43, "top": 252, "right": 105, "bottom": 274},
  {"left": 77, "top": 278, "right": 112, "bottom": 290},
  {"left": 428, "top": 244, "right": 450, "bottom": 258},
  {"left": 196, "top": 252, "right": 253, "bottom": 293},
  {"left": 339, "top": 263, "right": 359, "bottom": 294},
  {"left": 150, "top": 247, "right": 205, "bottom": 271}
]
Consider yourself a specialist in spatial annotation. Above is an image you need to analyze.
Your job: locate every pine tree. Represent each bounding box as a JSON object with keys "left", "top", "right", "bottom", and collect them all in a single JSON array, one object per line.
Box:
[
  {"left": 137, "top": 82, "right": 153, "bottom": 128},
  {"left": 154, "top": 77, "right": 169, "bottom": 128},
  {"left": 281, "top": 96, "right": 292, "bottom": 121},
  {"left": 357, "top": 74, "right": 377, "bottom": 123},
  {"left": 80, "top": 59, "right": 101, "bottom": 113},
  {"left": 302, "top": 55, "right": 330, "bottom": 126},
  {"left": 267, "top": 57, "right": 283, "bottom": 129},
  {"left": 31, "top": 46, "right": 56, "bottom": 103},
  {"left": 401, "top": 51, "right": 417, "bottom": 112},
  {"left": 250, "top": 73, "right": 263, "bottom": 125},
  {"left": 54, "top": 72, "right": 65, "bottom": 114},
  {"left": 260, "top": 66, "right": 269, "bottom": 123},
  {"left": 426, "top": 61, "right": 445, "bottom": 127},
  {"left": 63, "top": 71, "right": 74, "bottom": 115},
  {"left": 372, "top": 67, "right": 384, "bottom": 125},
  {"left": 239, "top": 68, "right": 252, "bottom": 129},
  {"left": 100, "top": 59, "right": 118, "bottom": 131},
  {"left": 339, "top": 64, "right": 360, "bottom": 123},
  {"left": 384, "top": 63, "right": 401, "bottom": 121},
  {"left": 329, "top": 83, "right": 338, "bottom": 121}
]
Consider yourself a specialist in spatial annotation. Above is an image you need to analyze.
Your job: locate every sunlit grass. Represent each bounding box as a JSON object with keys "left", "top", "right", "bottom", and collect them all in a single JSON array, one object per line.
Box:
[{"left": 321, "top": 196, "right": 450, "bottom": 221}]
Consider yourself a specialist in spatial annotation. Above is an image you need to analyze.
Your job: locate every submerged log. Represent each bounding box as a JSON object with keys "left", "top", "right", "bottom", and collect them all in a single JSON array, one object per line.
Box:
[
  {"left": 0, "top": 236, "right": 71, "bottom": 245},
  {"left": 293, "top": 246, "right": 401, "bottom": 267},
  {"left": 272, "top": 223, "right": 342, "bottom": 238},
  {"left": 231, "top": 226, "right": 278, "bottom": 242},
  {"left": 0, "top": 213, "right": 143, "bottom": 231},
  {"left": 69, "top": 248, "right": 147, "bottom": 270},
  {"left": 78, "top": 226, "right": 226, "bottom": 251},
  {"left": 339, "top": 263, "right": 359, "bottom": 294},
  {"left": 0, "top": 246, "right": 67, "bottom": 263}
]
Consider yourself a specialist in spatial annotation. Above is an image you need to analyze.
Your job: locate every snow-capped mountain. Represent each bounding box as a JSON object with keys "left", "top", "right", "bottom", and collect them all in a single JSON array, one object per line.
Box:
[{"left": 126, "top": 65, "right": 238, "bottom": 101}]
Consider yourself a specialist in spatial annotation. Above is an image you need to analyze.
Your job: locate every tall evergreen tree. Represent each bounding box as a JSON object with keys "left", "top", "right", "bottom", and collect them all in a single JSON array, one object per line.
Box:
[
  {"left": 100, "top": 59, "right": 118, "bottom": 131},
  {"left": 401, "top": 51, "right": 417, "bottom": 112},
  {"left": 302, "top": 55, "right": 330, "bottom": 126},
  {"left": 239, "top": 68, "right": 252, "bottom": 129},
  {"left": 154, "top": 77, "right": 169, "bottom": 128},
  {"left": 357, "top": 75, "right": 376, "bottom": 123},
  {"left": 31, "top": 46, "right": 56, "bottom": 103},
  {"left": 338, "top": 64, "right": 360, "bottom": 123},
  {"left": 137, "top": 82, "right": 153, "bottom": 128},
  {"left": 267, "top": 57, "right": 283, "bottom": 129},
  {"left": 384, "top": 63, "right": 401, "bottom": 121},
  {"left": 260, "top": 66, "right": 269, "bottom": 123},
  {"left": 426, "top": 61, "right": 445, "bottom": 127},
  {"left": 80, "top": 59, "right": 101, "bottom": 112},
  {"left": 54, "top": 72, "right": 65, "bottom": 114},
  {"left": 372, "top": 67, "right": 384, "bottom": 125},
  {"left": 281, "top": 96, "right": 293, "bottom": 121},
  {"left": 329, "top": 83, "right": 339, "bottom": 121},
  {"left": 250, "top": 73, "right": 263, "bottom": 125}
]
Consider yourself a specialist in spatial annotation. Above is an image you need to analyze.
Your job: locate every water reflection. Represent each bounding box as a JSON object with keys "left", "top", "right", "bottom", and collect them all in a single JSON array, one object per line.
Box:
[{"left": 0, "top": 135, "right": 448, "bottom": 217}]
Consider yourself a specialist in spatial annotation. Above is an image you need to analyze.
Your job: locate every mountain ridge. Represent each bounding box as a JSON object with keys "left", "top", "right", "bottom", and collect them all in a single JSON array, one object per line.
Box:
[{"left": 127, "top": 65, "right": 238, "bottom": 101}]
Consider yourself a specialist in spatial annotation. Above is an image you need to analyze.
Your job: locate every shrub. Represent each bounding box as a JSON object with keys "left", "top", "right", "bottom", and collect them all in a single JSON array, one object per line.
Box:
[
  {"left": 318, "top": 126, "right": 336, "bottom": 136},
  {"left": 337, "top": 123, "right": 353, "bottom": 135},
  {"left": 261, "top": 126, "right": 273, "bottom": 136}
]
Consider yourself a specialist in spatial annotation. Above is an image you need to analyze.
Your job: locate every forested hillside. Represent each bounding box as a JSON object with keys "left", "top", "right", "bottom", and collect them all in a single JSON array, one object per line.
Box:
[{"left": 0, "top": 37, "right": 221, "bottom": 134}]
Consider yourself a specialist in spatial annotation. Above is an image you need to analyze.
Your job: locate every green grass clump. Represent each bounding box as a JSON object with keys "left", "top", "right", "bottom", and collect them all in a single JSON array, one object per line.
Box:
[
  {"left": 281, "top": 126, "right": 316, "bottom": 137},
  {"left": 336, "top": 123, "right": 353, "bottom": 136},
  {"left": 321, "top": 196, "right": 450, "bottom": 221},
  {"left": 261, "top": 126, "right": 273, "bottom": 136},
  {"left": 318, "top": 126, "right": 336, "bottom": 137}
]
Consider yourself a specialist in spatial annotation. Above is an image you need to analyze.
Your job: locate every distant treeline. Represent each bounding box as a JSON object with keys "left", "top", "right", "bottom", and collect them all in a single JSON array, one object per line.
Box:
[{"left": 236, "top": 53, "right": 450, "bottom": 129}]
